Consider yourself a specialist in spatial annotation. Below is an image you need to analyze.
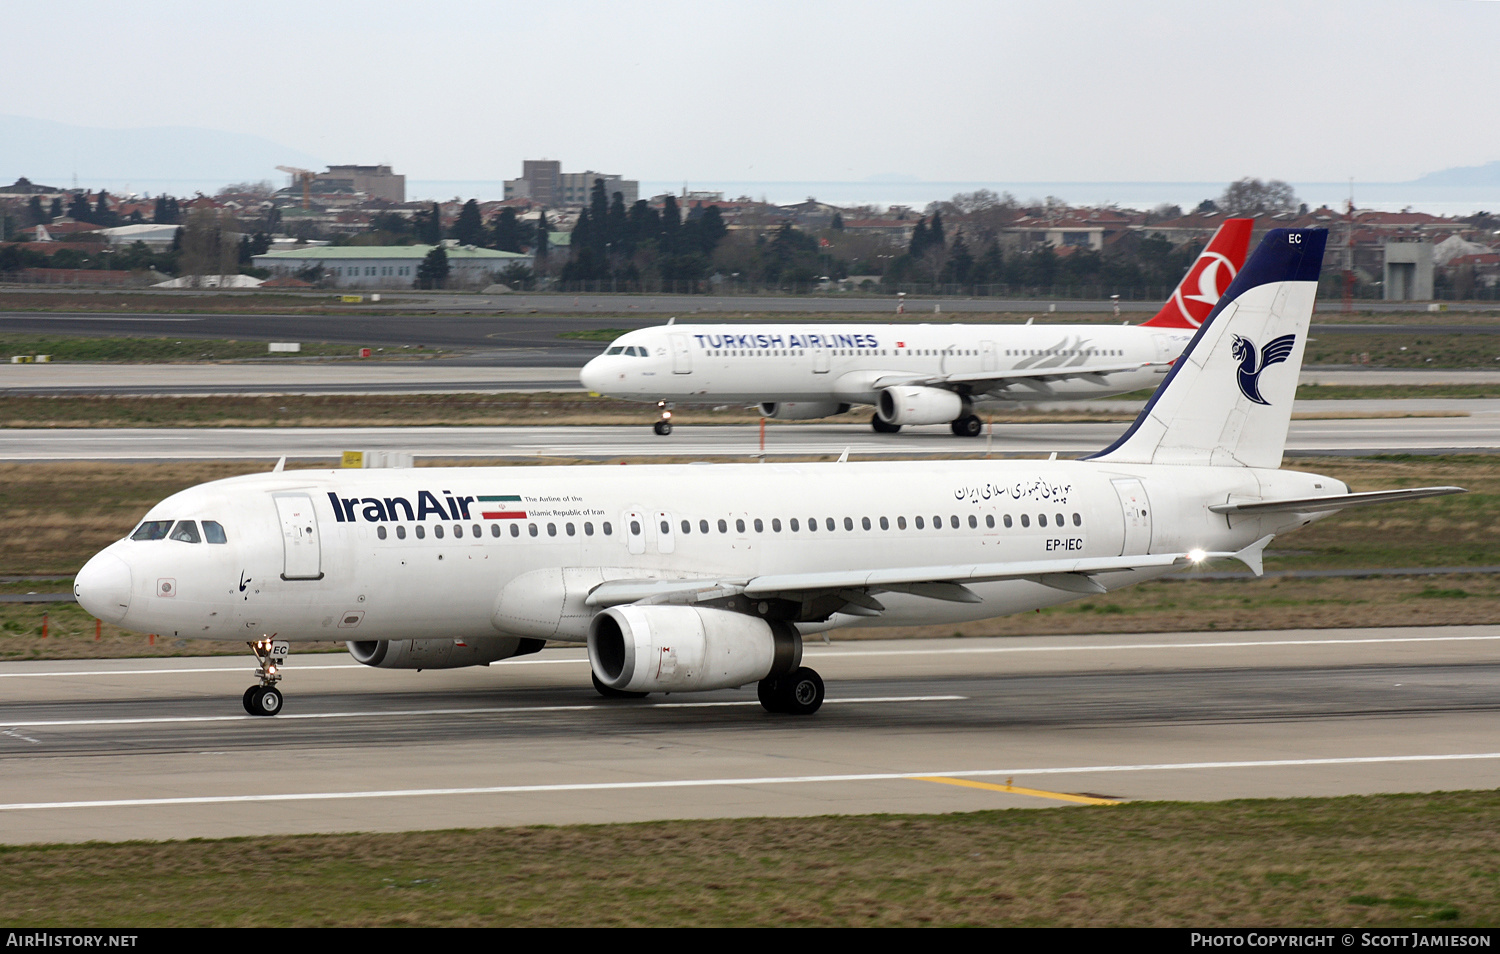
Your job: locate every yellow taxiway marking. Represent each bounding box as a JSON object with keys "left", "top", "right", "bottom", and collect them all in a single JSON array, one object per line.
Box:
[{"left": 913, "top": 776, "right": 1122, "bottom": 806}]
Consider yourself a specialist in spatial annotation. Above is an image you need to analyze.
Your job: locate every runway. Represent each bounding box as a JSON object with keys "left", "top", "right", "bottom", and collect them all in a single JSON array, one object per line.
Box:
[
  {"left": 4, "top": 407, "right": 1499, "bottom": 460},
  {"left": 1, "top": 626, "right": 1496, "bottom": 844}
]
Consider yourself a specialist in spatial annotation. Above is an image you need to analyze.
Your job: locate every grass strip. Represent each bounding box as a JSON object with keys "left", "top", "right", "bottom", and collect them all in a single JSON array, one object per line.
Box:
[{"left": 0, "top": 791, "right": 1495, "bottom": 926}]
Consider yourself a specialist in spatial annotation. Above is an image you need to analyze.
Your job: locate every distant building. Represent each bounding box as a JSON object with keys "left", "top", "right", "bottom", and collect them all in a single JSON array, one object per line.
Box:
[
  {"left": 504, "top": 160, "right": 637, "bottom": 208},
  {"left": 309, "top": 165, "right": 405, "bottom": 203},
  {"left": 253, "top": 244, "right": 529, "bottom": 289}
]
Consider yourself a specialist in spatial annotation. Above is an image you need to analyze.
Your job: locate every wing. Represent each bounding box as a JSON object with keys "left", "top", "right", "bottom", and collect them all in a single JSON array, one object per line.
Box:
[
  {"left": 873, "top": 361, "right": 1167, "bottom": 397},
  {"left": 1258, "top": 333, "right": 1298, "bottom": 369},
  {"left": 585, "top": 540, "right": 1269, "bottom": 619}
]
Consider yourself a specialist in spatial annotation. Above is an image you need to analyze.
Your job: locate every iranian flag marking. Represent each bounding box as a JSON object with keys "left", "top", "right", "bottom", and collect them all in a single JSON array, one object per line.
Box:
[{"left": 478, "top": 495, "right": 527, "bottom": 519}]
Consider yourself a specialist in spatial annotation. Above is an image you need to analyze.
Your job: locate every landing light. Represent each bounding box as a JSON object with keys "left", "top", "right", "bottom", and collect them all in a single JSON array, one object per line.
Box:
[{"left": 1187, "top": 548, "right": 1207, "bottom": 564}]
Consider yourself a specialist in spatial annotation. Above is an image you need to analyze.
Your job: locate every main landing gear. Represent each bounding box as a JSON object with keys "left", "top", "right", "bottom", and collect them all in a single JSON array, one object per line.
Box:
[
  {"left": 653, "top": 401, "right": 673, "bottom": 436},
  {"left": 950, "top": 414, "right": 983, "bottom": 437},
  {"left": 757, "top": 667, "right": 825, "bottom": 715},
  {"left": 871, "top": 413, "right": 901, "bottom": 434},
  {"left": 243, "top": 637, "right": 288, "bottom": 716}
]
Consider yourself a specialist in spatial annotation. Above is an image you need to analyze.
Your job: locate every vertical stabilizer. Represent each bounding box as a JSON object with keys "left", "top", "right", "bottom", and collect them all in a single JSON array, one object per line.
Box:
[
  {"left": 1142, "top": 218, "right": 1254, "bottom": 329},
  {"left": 1087, "top": 228, "right": 1327, "bottom": 469}
]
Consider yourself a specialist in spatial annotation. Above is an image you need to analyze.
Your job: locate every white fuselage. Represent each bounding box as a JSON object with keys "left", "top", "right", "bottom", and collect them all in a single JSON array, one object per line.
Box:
[
  {"left": 78, "top": 458, "right": 1339, "bottom": 646},
  {"left": 578, "top": 323, "right": 1193, "bottom": 406}
]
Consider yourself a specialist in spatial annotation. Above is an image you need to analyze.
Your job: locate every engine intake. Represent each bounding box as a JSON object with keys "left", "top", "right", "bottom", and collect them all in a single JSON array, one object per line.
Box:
[
  {"left": 346, "top": 637, "right": 544, "bottom": 669},
  {"left": 877, "top": 386, "right": 965, "bottom": 426},
  {"left": 588, "top": 605, "right": 800, "bottom": 693},
  {"left": 758, "top": 401, "right": 850, "bottom": 421}
]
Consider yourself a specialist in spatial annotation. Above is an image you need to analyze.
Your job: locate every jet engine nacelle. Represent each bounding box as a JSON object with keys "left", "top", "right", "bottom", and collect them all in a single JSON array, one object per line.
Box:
[
  {"left": 877, "top": 386, "right": 964, "bottom": 426},
  {"left": 346, "top": 636, "right": 544, "bottom": 670},
  {"left": 757, "top": 401, "right": 851, "bottom": 421},
  {"left": 588, "top": 605, "right": 801, "bottom": 693}
]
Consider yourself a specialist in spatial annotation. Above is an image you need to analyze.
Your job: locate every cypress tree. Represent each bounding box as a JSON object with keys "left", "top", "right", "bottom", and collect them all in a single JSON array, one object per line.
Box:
[{"left": 453, "top": 199, "right": 485, "bottom": 246}]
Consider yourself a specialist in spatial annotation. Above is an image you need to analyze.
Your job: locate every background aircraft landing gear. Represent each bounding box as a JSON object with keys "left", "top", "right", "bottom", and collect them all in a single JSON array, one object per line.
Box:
[
  {"left": 950, "top": 414, "right": 983, "bottom": 437},
  {"left": 871, "top": 413, "right": 901, "bottom": 434},
  {"left": 243, "top": 637, "right": 288, "bottom": 716},
  {"left": 592, "top": 671, "right": 649, "bottom": 699},
  {"left": 653, "top": 401, "right": 673, "bottom": 436},
  {"left": 757, "top": 666, "right": 825, "bottom": 715}
]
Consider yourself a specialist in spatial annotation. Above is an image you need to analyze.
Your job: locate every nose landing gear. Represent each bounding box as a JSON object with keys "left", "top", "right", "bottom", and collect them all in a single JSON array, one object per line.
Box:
[
  {"left": 243, "top": 637, "right": 288, "bottom": 716},
  {"left": 653, "top": 401, "right": 674, "bottom": 436}
]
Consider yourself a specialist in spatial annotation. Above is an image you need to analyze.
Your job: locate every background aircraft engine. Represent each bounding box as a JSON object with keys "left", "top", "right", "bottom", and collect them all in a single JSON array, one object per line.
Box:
[
  {"left": 346, "top": 636, "right": 544, "bottom": 669},
  {"left": 877, "top": 386, "right": 964, "bottom": 426},
  {"left": 757, "top": 401, "right": 851, "bottom": 420},
  {"left": 588, "top": 605, "right": 801, "bottom": 694}
]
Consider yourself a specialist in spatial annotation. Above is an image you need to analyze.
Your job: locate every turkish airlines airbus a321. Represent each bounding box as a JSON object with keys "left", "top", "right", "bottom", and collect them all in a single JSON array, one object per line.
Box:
[
  {"left": 74, "top": 227, "right": 1462, "bottom": 718},
  {"left": 580, "top": 218, "right": 1253, "bottom": 436}
]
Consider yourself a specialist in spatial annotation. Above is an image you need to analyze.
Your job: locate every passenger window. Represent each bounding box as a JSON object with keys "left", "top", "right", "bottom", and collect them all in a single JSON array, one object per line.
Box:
[
  {"left": 915, "top": 516, "right": 924, "bottom": 529},
  {"left": 754, "top": 518, "right": 763, "bottom": 532},
  {"left": 879, "top": 516, "right": 888, "bottom": 530},
  {"left": 377, "top": 526, "right": 388, "bottom": 540},
  {"left": 548, "top": 523, "right": 557, "bottom": 536},
  {"left": 736, "top": 519, "right": 746, "bottom": 533},
  {"left": 1021, "top": 514, "right": 1030, "bottom": 528},
  {"left": 807, "top": 518, "right": 817, "bottom": 532},
  {"left": 1004, "top": 514, "right": 1013, "bottom": 528},
  {"left": 897, "top": 516, "right": 906, "bottom": 530},
  {"left": 397, "top": 526, "right": 407, "bottom": 539},
  {"left": 453, "top": 524, "right": 463, "bottom": 538},
  {"left": 168, "top": 520, "right": 200, "bottom": 543},
  {"left": 584, "top": 522, "right": 594, "bottom": 536},
  {"left": 202, "top": 521, "right": 228, "bottom": 544},
  {"left": 933, "top": 515, "right": 942, "bottom": 528},
  {"left": 790, "top": 518, "right": 799, "bottom": 531},
  {"left": 1073, "top": 513, "right": 1082, "bottom": 526},
  {"left": 845, "top": 517, "right": 855, "bottom": 531},
  {"left": 567, "top": 523, "right": 576, "bottom": 536},
  {"left": 825, "top": 517, "right": 835, "bottom": 531},
  {"left": 1039, "top": 514, "right": 1047, "bottom": 528},
  {"left": 699, "top": 519, "right": 709, "bottom": 534},
  {"left": 416, "top": 525, "right": 426, "bottom": 539},
  {"left": 130, "top": 520, "right": 172, "bottom": 541},
  {"left": 985, "top": 515, "right": 994, "bottom": 529},
  {"left": 603, "top": 522, "right": 613, "bottom": 535},
  {"left": 528, "top": 524, "right": 538, "bottom": 537},
  {"left": 950, "top": 515, "right": 960, "bottom": 529},
  {"left": 631, "top": 520, "right": 641, "bottom": 535},
  {"left": 472, "top": 524, "right": 481, "bottom": 537},
  {"left": 1056, "top": 513, "right": 1064, "bottom": 527},
  {"left": 682, "top": 520, "right": 691, "bottom": 534},
  {"left": 510, "top": 524, "right": 520, "bottom": 537},
  {"left": 434, "top": 525, "right": 444, "bottom": 539},
  {"left": 660, "top": 520, "right": 670, "bottom": 534},
  {"left": 491, "top": 524, "right": 500, "bottom": 537},
  {"left": 861, "top": 517, "right": 871, "bottom": 530},
  {"left": 772, "top": 518, "right": 782, "bottom": 532},
  {"left": 968, "top": 515, "right": 978, "bottom": 529}
]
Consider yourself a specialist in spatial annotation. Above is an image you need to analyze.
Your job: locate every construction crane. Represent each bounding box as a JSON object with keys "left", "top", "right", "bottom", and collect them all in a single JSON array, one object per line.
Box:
[{"left": 276, "top": 166, "right": 315, "bottom": 210}]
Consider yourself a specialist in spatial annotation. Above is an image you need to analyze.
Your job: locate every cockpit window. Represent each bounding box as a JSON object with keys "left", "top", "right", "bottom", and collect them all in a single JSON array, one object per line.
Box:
[
  {"left": 605, "top": 346, "right": 625, "bottom": 355},
  {"left": 202, "top": 521, "right": 228, "bottom": 544},
  {"left": 130, "top": 520, "right": 172, "bottom": 541},
  {"left": 169, "top": 520, "right": 201, "bottom": 543}
]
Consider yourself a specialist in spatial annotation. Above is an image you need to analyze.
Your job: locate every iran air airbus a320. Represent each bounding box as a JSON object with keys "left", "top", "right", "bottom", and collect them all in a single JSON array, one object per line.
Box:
[
  {"left": 580, "top": 219, "right": 1253, "bottom": 436},
  {"left": 75, "top": 228, "right": 1461, "bottom": 718}
]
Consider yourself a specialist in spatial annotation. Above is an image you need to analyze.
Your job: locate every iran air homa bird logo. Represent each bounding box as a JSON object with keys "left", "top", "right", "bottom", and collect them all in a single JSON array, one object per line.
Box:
[{"left": 1231, "top": 334, "right": 1297, "bottom": 405}]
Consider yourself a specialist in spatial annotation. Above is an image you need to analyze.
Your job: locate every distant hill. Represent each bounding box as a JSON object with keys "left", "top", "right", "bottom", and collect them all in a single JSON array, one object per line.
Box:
[
  {"left": 0, "top": 114, "right": 323, "bottom": 192},
  {"left": 1410, "top": 161, "right": 1500, "bottom": 187}
]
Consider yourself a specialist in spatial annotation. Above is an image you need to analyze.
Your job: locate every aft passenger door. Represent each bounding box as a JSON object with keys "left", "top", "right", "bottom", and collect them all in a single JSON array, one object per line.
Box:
[
  {"left": 273, "top": 493, "right": 323, "bottom": 580},
  {"left": 1111, "top": 479, "right": 1152, "bottom": 555}
]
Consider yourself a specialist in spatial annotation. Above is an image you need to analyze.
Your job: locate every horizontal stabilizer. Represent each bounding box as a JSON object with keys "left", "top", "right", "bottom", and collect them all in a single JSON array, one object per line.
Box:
[{"left": 1209, "top": 486, "right": 1465, "bottom": 515}]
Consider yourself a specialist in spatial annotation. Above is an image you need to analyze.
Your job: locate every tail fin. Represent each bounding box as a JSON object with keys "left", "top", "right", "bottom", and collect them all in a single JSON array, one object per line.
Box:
[
  {"left": 1087, "top": 228, "right": 1327, "bottom": 469},
  {"left": 1141, "top": 218, "right": 1254, "bottom": 329}
]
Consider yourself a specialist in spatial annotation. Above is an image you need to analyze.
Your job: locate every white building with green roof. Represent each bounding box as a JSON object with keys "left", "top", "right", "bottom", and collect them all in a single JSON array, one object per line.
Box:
[{"left": 251, "top": 244, "right": 530, "bottom": 289}]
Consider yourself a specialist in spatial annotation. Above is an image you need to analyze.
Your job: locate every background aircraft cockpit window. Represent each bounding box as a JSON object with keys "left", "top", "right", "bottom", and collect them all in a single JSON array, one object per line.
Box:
[
  {"left": 202, "top": 520, "right": 228, "bottom": 544},
  {"left": 130, "top": 520, "right": 172, "bottom": 541},
  {"left": 169, "top": 520, "right": 201, "bottom": 543}
]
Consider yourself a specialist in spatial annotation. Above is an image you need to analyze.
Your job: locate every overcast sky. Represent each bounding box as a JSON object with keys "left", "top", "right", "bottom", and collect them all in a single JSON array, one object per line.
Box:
[{"left": 12, "top": 0, "right": 1499, "bottom": 185}]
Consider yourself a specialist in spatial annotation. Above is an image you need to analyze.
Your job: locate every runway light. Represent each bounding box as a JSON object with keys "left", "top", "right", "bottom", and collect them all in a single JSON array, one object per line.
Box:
[{"left": 1188, "top": 548, "right": 1207, "bottom": 563}]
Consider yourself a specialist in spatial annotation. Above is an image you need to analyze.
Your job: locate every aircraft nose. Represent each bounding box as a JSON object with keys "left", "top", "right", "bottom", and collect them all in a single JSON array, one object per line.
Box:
[
  {"left": 579, "top": 358, "right": 608, "bottom": 392},
  {"left": 75, "top": 551, "right": 132, "bottom": 624}
]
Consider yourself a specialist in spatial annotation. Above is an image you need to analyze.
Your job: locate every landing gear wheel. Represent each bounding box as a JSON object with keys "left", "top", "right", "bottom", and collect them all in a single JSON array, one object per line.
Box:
[
  {"left": 244, "top": 637, "right": 288, "bottom": 716},
  {"left": 653, "top": 420, "right": 673, "bottom": 436},
  {"left": 951, "top": 414, "right": 983, "bottom": 437},
  {"left": 592, "top": 671, "right": 649, "bottom": 699},
  {"left": 244, "top": 685, "right": 283, "bottom": 717},
  {"left": 758, "top": 667, "right": 824, "bottom": 715},
  {"left": 871, "top": 413, "right": 901, "bottom": 434},
  {"left": 242, "top": 685, "right": 259, "bottom": 714}
]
